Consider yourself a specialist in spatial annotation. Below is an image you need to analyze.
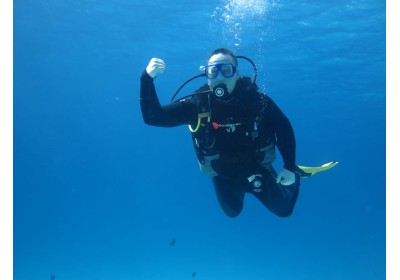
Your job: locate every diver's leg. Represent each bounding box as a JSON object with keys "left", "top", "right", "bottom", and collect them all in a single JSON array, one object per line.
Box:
[
  {"left": 251, "top": 167, "right": 300, "bottom": 217},
  {"left": 212, "top": 176, "right": 245, "bottom": 218}
]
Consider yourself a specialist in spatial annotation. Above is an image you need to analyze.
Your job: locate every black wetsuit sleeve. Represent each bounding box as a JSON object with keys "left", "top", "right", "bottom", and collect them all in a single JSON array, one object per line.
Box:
[
  {"left": 264, "top": 96, "right": 296, "bottom": 172},
  {"left": 140, "top": 70, "right": 197, "bottom": 127}
]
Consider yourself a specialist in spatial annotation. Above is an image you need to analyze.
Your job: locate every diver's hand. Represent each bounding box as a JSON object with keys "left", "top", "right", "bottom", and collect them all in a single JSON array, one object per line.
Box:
[
  {"left": 276, "top": 168, "right": 296, "bottom": 186},
  {"left": 146, "top": 58, "right": 166, "bottom": 78}
]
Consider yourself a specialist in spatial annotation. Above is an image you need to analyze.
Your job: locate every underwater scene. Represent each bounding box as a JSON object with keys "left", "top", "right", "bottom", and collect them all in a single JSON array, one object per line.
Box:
[{"left": 14, "top": 0, "right": 386, "bottom": 279}]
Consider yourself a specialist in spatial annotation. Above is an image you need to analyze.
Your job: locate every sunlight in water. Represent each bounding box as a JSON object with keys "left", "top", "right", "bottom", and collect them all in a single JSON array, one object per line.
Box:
[
  {"left": 210, "top": 0, "right": 280, "bottom": 50},
  {"left": 210, "top": 0, "right": 281, "bottom": 92}
]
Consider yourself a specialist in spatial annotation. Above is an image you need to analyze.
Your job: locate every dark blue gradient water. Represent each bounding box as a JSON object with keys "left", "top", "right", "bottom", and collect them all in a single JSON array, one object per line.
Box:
[{"left": 14, "top": 1, "right": 385, "bottom": 279}]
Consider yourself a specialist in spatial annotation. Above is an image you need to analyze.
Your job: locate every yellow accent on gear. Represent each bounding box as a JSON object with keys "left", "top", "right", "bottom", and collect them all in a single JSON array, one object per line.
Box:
[
  {"left": 188, "top": 112, "right": 211, "bottom": 133},
  {"left": 298, "top": 161, "right": 339, "bottom": 176}
]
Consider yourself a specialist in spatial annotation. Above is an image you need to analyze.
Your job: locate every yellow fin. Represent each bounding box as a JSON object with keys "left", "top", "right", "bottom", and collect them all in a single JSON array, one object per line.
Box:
[{"left": 296, "top": 161, "right": 339, "bottom": 178}]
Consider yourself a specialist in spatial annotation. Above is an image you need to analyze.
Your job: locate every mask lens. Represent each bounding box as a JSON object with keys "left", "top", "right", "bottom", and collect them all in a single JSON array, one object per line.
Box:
[
  {"left": 206, "top": 65, "right": 218, "bottom": 79},
  {"left": 221, "top": 64, "right": 234, "bottom": 77},
  {"left": 205, "top": 63, "right": 235, "bottom": 79}
]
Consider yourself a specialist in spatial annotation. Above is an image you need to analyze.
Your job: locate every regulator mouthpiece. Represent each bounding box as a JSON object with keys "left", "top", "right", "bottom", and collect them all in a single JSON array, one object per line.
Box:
[{"left": 213, "top": 83, "right": 228, "bottom": 98}]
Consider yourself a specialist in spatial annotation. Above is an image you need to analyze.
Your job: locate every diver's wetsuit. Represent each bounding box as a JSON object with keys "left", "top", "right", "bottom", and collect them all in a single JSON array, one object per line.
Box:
[{"left": 140, "top": 71, "right": 300, "bottom": 217}]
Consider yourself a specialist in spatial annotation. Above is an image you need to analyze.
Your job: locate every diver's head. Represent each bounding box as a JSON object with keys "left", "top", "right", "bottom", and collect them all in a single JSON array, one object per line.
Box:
[{"left": 205, "top": 48, "right": 239, "bottom": 99}]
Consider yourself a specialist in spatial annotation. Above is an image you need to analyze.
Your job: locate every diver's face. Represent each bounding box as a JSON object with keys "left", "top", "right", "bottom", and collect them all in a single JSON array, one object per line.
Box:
[{"left": 207, "top": 53, "right": 239, "bottom": 94}]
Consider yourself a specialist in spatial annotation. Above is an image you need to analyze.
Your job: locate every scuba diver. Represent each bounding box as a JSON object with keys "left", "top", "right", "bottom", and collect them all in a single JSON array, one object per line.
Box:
[{"left": 140, "top": 48, "right": 337, "bottom": 218}]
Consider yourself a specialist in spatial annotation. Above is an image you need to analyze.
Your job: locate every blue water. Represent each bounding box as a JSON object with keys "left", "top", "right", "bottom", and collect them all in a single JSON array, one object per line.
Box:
[{"left": 14, "top": 0, "right": 386, "bottom": 279}]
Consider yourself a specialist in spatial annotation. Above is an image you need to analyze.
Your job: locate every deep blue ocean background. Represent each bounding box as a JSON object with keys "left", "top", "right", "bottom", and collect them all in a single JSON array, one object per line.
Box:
[{"left": 14, "top": 0, "right": 386, "bottom": 279}]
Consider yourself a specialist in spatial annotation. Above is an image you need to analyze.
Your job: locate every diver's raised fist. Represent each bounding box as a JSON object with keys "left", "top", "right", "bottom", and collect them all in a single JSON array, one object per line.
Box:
[{"left": 146, "top": 58, "right": 166, "bottom": 78}]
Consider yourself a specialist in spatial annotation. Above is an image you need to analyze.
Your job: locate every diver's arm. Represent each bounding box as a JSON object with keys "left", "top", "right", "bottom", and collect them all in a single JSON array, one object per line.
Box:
[
  {"left": 140, "top": 70, "right": 175, "bottom": 126},
  {"left": 264, "top": 97, "right": 296, "bottom": 172},
  {"left": 140, "top": 70, "right": 196, "bottom": 127}
]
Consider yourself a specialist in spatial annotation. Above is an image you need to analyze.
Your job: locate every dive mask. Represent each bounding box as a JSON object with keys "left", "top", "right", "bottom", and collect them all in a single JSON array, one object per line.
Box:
[{"left": 204, "top": 63, "right": 236, "bottom": 79}]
